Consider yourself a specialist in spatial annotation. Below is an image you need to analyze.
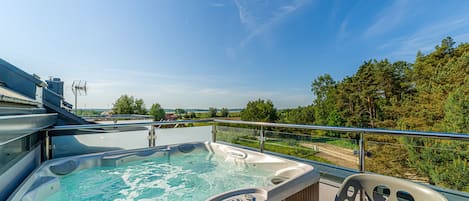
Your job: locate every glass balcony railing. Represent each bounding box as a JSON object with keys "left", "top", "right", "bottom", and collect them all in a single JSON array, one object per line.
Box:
[
  {"left": 212, "top": 120, "right": 469, "bottom": 194},
  {"left": 38, "top": 119, "right": 469, "bottom": 197},
  {"left": 366, "top": 135, "right": 469, "bottom": 192}
]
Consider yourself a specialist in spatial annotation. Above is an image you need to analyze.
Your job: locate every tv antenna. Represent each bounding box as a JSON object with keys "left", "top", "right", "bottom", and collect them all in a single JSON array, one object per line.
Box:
[{"left": 72, "top": 80, "right": 88, "bottom": 113}]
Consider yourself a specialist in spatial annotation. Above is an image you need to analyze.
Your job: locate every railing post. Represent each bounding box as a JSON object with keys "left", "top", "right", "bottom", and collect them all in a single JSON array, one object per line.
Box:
[
  {"left": 148, "top": 125, "right": 155, "bottom": 147},
  {"left": 44, "top": 130, "right": 51, "bottom": 160},
  {"left": 148, "top": 126, "right": 151, "bottom": 147},
  {"left": 211, "top": 124, "right": 217, "bottom": 142},
  {"left": 259, "top": 126, "right": 265, "bottom": 153},
  {"left": 359, "top": 132, "right": 365, "bottom": 172},
  {"left": 359, "top": 132, "right": 366, "bottom": 201},
  {"left": 152, "top": 126, "right": 157, "bottom": 147}
]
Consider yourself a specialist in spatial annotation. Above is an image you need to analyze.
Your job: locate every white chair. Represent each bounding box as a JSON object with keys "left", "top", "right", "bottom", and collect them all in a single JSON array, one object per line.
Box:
[{"left": 335, "top": 174, "right": 448, "bottom": 201}]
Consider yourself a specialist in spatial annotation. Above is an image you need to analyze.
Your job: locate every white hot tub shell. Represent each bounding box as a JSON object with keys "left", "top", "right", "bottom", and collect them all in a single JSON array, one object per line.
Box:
[{"left": 8, "top": 142, "right": 320, "bottom": 201}]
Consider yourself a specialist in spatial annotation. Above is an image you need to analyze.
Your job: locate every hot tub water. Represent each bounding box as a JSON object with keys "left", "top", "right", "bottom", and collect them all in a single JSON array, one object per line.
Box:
[{"left": 46, "top": 149, "right": 274, "bottom": 201}]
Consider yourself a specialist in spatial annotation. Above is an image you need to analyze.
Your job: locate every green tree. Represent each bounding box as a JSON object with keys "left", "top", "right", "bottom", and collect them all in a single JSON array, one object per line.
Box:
[
  {"left": 220, "top": 107, "right": 230, "bottom": 117},
  {"left": 188, "top": 112, "right": 197, "bottom": 119},
  {"left": 399, "top": 37, "right": 468, "bottom": 130},
  {"left": 305, "top": 37, "right": 469, "bottom": 191},
  {"left": 280, "top": 106, "right": 315, "bottom": 124},
  {"left": 149, "top": 103, "right": 166, "bottom": 121},
  {"left": 112, "top": 95, "right": 135, "bottom": 114},
  {"left": 240, "top": 99, "right": 278, "bottom": 122},
  {"left": 208, "top": 107, "right": 218, "bottom": 117},
  {"left": 311, "top": 74, "right": 336, "bottom": 125},
  {"left": 325, "top": 110, "right": 345, "bottom": 137},
  {"left": 175, "top": 108, "right": 186, "bottom": 118},
  {"left": 353, "top": 60, "right": 383, "bottom": 128},
  {"left": 399, "top": 38, "right": 469, "bottom": 190},
  {"left": 442, "top": 79, "right": 469, "bottom": 133},
  {"left": 328, "top": 60, "right": 413, "bottom": 128},
  {"left": 327, "top": 110, "right": 344, "bottom": 126},
  {"left": 134, "top": 98, "right": 147, "bottom": 114}
]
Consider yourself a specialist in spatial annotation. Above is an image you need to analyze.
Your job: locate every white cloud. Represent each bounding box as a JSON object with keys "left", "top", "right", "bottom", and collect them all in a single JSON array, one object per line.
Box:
[
  {"left": 337, "top": 18, "right": 349, "bottom": 41},
  {"left": 233, "top": 0, "right": 311, "bottom": 46},
  {"left": 364, "top": 0, "right": 411, "bottom": 37},
  {"left": 380, "top": 18, "right": 469, "bottom": 60}
]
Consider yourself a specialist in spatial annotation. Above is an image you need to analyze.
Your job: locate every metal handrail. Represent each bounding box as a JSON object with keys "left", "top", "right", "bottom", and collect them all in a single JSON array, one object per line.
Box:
[
  {"left": 213, "top": 119, "right": 469, "bottom": 141},
  {"left": 43, "top": 119, "right": 212, "bottom": 132},
  {"left": 43, "top": 119, "right": 469, "bottom": 140},
  {"left": 41, "top": 118, "right": 469, "bottom": 172}
]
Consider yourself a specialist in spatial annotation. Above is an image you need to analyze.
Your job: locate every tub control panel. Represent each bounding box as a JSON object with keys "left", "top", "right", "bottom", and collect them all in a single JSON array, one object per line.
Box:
[{"left": 222, "top": 193, "right": 265, "bottom": 201}]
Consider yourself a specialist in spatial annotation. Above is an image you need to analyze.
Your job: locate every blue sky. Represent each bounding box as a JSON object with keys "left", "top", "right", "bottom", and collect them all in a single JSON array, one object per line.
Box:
[{"left": 1, "top": 0, "right": 469, "bottom": 109}]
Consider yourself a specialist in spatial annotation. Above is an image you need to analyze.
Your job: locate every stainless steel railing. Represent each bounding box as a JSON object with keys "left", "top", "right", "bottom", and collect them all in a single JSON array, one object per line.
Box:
[
  {"left": 42, "top": 119, "right": 469, "bottom": 172},
  {"left": 213, "top": 120, "right": 469, "bottom": 140},
  {"left": 43, "top": 119, "right": 212, "bottom": 131},
  {"left": 213, "top": 119, "right": 469, "bottom": 172}
]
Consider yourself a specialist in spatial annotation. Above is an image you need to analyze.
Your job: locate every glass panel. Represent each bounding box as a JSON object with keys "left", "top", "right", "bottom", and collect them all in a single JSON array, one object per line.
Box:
[
  {"left": 51, "top": 126, "right": 212, "bottom": 158},
  {"left": 215, "top": 126, "right": 260, "bottom": 149},
  {"left": 365, "top": 134, "right": 469, "bottom": 193},
  {"left": 0, "top": 134, "right": 33, "bottom": 174},
  {"left": 155, "top": 126, "right": 211, "bottom": 146},
  {"left": 263, "top": 130, "right": 359, "bottom": 169},
  {"left": 215, "top": 126, "right": 360, "bottom": 169},
  {"left": 52, "top": 129, "right": 151, "bottom": 158}
]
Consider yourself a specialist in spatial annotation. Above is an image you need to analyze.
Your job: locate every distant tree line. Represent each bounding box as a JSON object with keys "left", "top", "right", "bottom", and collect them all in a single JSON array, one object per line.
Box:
[
  {"left": 149, "top": 103, "right": 165, "bottom": 121},
  {"left": 112, "top": 95, "right": 147, "bottom": 115},
  {"left": 112, "top": 95, "right": 166, "bottom": 121},
  {"left": 240, "top": 99, "right": 278, "bottom": 122},
  {"left": 112, "top": 96, "right": 232, "bottom": 120},
  {"left": 73, "top": 109, "right": 102, "bottom": 116}
]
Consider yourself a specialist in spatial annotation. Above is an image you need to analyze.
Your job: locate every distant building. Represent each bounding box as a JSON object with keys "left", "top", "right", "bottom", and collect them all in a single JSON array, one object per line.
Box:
[
  {"left": 165, "top": 113, "right": 177, "bottom": 120},
  {"left": 101, "top": 110, "right": 113, "bottom": 116}
]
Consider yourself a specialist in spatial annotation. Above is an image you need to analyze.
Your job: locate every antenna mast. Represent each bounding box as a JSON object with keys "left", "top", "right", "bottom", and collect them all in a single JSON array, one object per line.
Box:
[{"left": 71, "top": 80, "right": 88, "bottom": 113}]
